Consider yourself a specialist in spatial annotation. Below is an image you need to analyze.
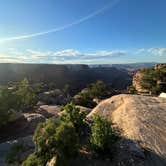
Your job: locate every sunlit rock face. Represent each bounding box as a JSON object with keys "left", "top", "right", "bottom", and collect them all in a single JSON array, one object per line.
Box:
[
  {"left": 154, "top": 63, "right": 166, "bottom": 70},
  {"left": 159, "top": 92, "right": 166, "bottom": 98},
  {"left": 132, "top": 70, "right": 149, "bottom": 93},
  {"left": 88, "top": 94, "right": 166, "bottom": 164}
]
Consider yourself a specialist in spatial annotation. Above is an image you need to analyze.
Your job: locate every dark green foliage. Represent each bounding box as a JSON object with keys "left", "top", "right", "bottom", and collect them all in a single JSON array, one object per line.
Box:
[
  {"left": 23, "top": 104, "right": 119, "bottom": 165},
  {"left": 0, "top": 78, "right": 37, "bottom": 127},
  {"left": 6, "top": 143, "right": 23, "bottom": 164},
  {"left": 127, "top": 86, "right": 137, "bottom": 94},
  {"left": 24, "top": 117, "right": 79, "bottom": 165},
  {"left": 74, "top": 92, "right": 96, "bottom": 108},
  {"left": 54, "top": 121, "right": 79, "bottom": 158},
  {"left": 48, "top": 82, "right": 57, "bottom": 90},
  {"left": 90, "top": 114, "right": 118, "bottom": 155},
  {"left": 61, "top": 103, "right": 86, "bottom": 136},
  {"left": 0, "top": 87, "right": 21, "bottom": 127},
  {"left": 15, "top": 78, "right": 37, "bottom": 110},
  {"left": 74, "top": 80, "right": 114, "bottom": 108},
  {"left": 33, "top": 118, "right": 58, "bottom": 163},
  {"left": 139, "top": 67, "right": 166, "bottom": 94},
  {"left": 22, "top": 153, "right": 43, "bottom": 166},
  {"left": 87, "top": 80, "right": 114, "bottom": 99},
  {"left": 63, "top": 84, "right": 70, "bottom": 95}
]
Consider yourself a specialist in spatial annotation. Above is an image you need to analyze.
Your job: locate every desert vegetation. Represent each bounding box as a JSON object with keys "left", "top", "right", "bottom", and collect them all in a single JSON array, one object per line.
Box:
[
  {"left": 1, "top": 64, "right": 165, "bottom": 166},
  {"left": 139, "top": 66, "right": 166, "bottom": 95},
  {"left": 22, "top": 103, "right": 119, "bottom": 166},
  {"left": 73, "top": 80, "right": 115, "bottom": 108},
  {"left": 0, "top": 78, "right": 37, "bottom": 127}
]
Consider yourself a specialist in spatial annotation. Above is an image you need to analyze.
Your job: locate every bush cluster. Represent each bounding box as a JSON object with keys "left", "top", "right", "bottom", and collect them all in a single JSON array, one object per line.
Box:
[
  {"left": 22, "top": 103, "right": 118, "bottom": 166},
  {"left": 139, "top": 67, "right": 166, "bottom": 95},
  {"left": 0, "top": 78, "right": 37, "bottom": 128},
  {"left": 74, "top": 80, "right": 114, "bottom": 108},
  {"left": 90, "top": 114, "right": 118, "bottom": 155}
]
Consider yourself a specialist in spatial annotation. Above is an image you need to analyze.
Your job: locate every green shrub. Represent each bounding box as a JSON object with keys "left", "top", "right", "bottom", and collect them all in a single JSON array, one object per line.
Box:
[
  {"left": 74, "top": 80, "right": 114, "bottom": 108},
  {"left": 90, "top": 114, "right": 118, "bottom": 155},
  {"left": 24, "top": 117, "right": 79, "bottom": 165},
  {"left": 139, "top": 67, "right": 166, "bottom": 95},
  {"left": 22, "top": 153, "right": 43, "bottom": 166},
  {"left": 127, "top": 86, "right": 137, "bottom": 94},
  {"left": 0, "top": 87, "right": 21, "bottom": 127},
  {"left": 15, "top": 78, "right": 37, "bottom": 110},
  {"left": 33, "top": 118, "right": 59, "bottom": 163},
  {"left": 54, "top": 121, "right": 79, "bottom": 158},
  {"left": 61, "top": 103, "right": 86, "bottom": 136},
  {"left": 6, "top": 143, "right": 23, "bottom": 164},
  {"left": 74, "top": 92, "right": 97, "bottom": 108},
  {"left": 0, "top": 78, "right": 38, "bottom": 127}
]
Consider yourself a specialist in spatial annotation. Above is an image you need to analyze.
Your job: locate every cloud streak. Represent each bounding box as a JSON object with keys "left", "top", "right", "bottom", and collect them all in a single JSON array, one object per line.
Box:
[
  {"left": 138, "top": 48, "right": 166, "bottom": 56},
  {"left": 0, "top": 0, "right": 120, "bottom": 43},
  {"left": 0, "top": 48, "right": 126, "bottom": 63}
]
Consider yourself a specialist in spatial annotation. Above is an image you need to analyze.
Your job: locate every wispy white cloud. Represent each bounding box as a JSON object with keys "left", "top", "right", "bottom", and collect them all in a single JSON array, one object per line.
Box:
[
  {"left": 53, "top": 49, "right": 80, "bottom": 57},
  {"left": 0, "top": 54, "right": 27, "bottom": 63},
  {"left": 137, "top": 47, "right": 166, "bottom": 56},
  {"left": 52, "top": 49, "right": 126, "bottom": 61},
  {"left": 0, "top": 48, "right": 127, "bottom": 63},
  {"left": 26, "top": 49, "right": 51, "bottom": 58},
  {"left": 0, "top": 0, "right": 121, "bottom": 43}
]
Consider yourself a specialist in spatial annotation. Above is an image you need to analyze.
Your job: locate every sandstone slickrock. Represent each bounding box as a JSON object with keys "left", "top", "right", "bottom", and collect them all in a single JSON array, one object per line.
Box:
[
  {"left": 159, "top": 92, "right": 166, "bottom": 98},
  {"left": 0, "top": 113, "right": 46, "bottom": 143},
  {"left": 132, "top": 71, "right": 149, "bottom": 93},
  {"left": 37, "top": 105, "right": 61, "bottom": 118},
  {"left": 38, "top": 89, "right": 72, "bottom": 105},
  {"left": 88, "top": 94, "right": 166, "bottom": 165}
]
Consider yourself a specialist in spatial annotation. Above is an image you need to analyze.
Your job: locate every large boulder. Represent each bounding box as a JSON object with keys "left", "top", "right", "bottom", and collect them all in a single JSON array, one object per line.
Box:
[
  {"left": 159, "top": 92, "right": 166, "bottom": 98},
  {"left": 132, "top": 70, "right": 149, "bottom": 94},
  {"left": 23, "top": 113, "right": 46, "bottom": 131},
  {"left": 88, "top": 94, "right": 166, "bottom": 165},
  {"left": 38, "top": 89, "right": 72, "bottom": 105},
  {"left": 0, "top": 113, "right": 46, "bottom": 143},
  {"left": 37, "top": 105, "right": 61, "bottom": 118}
]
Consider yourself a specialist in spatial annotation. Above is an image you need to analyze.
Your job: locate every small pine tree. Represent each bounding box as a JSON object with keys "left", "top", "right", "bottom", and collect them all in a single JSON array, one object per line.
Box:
[
  {"left": 0, "top": 87, "right": 21, "bottom": 127},
  {"left": 90, "top": 114, "right": 118, "bottom": 155},
  {"left": 61, "top": 103, "right": 86, "bottom": 136},
  {"left": 22, "top": 153, "right": 43, "bottom": 166},
  {"left": 15, "top": 78, "right": 37, "bottom": 110},
  {"left": 24, "top": 118, "right": 79, "bottom": 166}
]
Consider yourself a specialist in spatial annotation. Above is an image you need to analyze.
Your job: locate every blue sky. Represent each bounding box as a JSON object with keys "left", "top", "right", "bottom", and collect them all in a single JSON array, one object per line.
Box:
[{"left": 0, "top": 0, "right": 166, "bottom": 64}]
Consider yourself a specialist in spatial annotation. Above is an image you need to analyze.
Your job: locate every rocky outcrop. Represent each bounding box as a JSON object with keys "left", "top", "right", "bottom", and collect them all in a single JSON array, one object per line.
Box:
[
  {"left": 132, "top": 70, "right": 149, "bottom": 93},
  {"left": 155, "top": 64, "right": 166, "bottom": 70},
  {"left": 133, "top": 64, "right": 166, "bottom": 94},
  {"left": 37, "top": 105, "right": 61, "bottom": 118},
  {"left": 0, "top": 113, "right": 46, "bottom": 143},
  {"left": 159, "top": 93, "right": 166, "bottom": 98},
  {"left": 23, "top": 113, "right": 46, "bottom": 131},
  {"left": 88, "top": 94, "right": 166, "bottom": 165},
  {"left": 38, "top": 89, "right": 72, "bottom": 105}
]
